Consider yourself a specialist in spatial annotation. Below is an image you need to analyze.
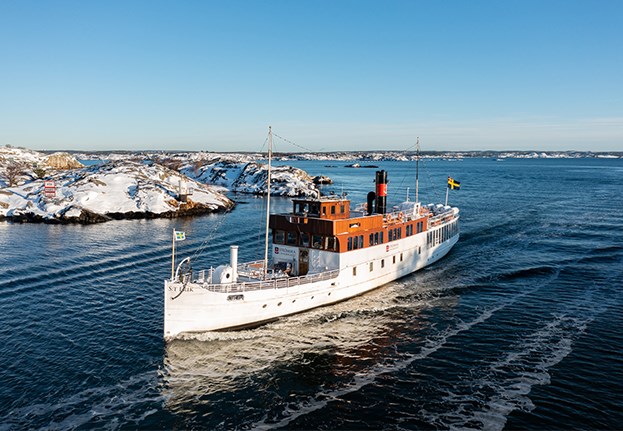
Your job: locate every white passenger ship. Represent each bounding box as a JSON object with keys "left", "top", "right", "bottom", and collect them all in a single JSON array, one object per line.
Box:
[{"left": 164, "top": 130, "right": 460, "bottom": 339}]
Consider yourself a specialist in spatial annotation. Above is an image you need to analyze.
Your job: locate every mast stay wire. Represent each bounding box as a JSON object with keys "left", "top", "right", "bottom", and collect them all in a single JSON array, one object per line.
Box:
[{"left": 188, "top": 133, "right": 270, "bottom": 262}]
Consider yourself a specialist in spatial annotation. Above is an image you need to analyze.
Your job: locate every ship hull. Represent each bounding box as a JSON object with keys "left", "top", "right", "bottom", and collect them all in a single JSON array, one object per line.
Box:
[{"left": 164, "top": 232, "right": 459, "bottom": 339}]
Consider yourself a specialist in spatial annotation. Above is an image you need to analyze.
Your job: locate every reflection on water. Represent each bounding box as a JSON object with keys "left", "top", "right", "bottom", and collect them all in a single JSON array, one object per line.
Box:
[{"left": 160, "top": 274, "right": 462, "bottom": 429}]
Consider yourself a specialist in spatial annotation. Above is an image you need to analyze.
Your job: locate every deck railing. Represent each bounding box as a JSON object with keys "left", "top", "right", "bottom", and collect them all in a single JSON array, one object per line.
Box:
[{"left": 189, "top": 268, "right": 340, "bottom": 293}]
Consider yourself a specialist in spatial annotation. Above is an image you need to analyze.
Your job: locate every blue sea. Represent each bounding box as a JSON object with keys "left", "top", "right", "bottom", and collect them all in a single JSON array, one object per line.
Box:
[{"left": 1, "top": 158, "right": 622, "bottom": 430}]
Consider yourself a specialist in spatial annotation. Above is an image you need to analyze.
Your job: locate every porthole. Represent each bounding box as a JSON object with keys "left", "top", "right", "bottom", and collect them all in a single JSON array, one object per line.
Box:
[
  {"left": 278, "top": 302, "right": 282, "bottom": 306},
  {"left": 262, "top": 304, "right": 267, "bottom": 308},
  {"left": 311, "top": 296, "right": 314, "bottom": 300},
  {"left": 328, "top": 292, "right": 331, "bottom": 296}
]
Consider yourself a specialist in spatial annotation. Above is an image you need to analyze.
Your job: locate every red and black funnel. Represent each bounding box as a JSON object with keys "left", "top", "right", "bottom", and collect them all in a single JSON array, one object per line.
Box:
[{"left": 375, "top": 170, "right": 387, "bottom": 214}]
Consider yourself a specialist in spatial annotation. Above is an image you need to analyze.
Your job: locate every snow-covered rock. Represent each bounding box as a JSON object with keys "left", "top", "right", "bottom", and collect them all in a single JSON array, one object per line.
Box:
[
  {"left": 181, "top": 159, "right": 323, "bottom": 197},
  {"left": 43, "top": 152, "right": 84, "bottom": 169},
  {"left": 0, "top": 160, "right": 233, "bottom": 224}
]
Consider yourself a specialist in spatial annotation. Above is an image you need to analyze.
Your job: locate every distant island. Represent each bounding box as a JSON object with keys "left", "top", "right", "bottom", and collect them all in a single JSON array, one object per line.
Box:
[{"left": 58, "top": 149, "right": 622, "bottom": 161}]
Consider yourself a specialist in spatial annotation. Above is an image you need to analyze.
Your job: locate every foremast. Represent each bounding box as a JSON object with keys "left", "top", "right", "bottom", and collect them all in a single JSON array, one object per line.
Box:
[{"left": 263, "top": 126, "right": 273, "bottom": 279}]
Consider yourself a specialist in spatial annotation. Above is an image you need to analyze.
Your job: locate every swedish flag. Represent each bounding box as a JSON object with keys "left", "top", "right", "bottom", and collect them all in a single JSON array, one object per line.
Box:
[
  {"left": 175, "top": 231, "right": 186, "bottom": 241},
  {"left": 447, "top": 177, "right": 461, "bottom": 190}
]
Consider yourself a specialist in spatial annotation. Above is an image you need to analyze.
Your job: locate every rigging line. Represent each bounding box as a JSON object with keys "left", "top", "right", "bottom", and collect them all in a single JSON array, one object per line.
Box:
[
  {"left": 272, "top": 132, "right": 319, "bottom": 153},
  {"left": 189, "top": 207, "right": 234, "bottom": 262}
]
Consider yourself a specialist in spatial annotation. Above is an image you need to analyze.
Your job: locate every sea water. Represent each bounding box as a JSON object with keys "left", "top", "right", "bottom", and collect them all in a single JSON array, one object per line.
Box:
[{"left": 1, "top": 158, "right": 622, "bottom": 430}]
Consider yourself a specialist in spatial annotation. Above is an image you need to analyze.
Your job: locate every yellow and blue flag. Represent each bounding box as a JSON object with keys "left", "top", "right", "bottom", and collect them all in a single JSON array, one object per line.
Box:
[
  {"left": 174, "top": 231, "right": 186, "bottom": 241},
  {"left": 447, "top": 177, "right": 461, "bottom": 190}
]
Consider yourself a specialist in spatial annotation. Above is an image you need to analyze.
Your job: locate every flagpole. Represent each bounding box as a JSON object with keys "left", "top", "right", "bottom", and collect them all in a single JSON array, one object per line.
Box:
[
  {"left": 445, "top": 185, "right": 449, "bottom": 206},
  {"left": 171, "top": 229, "right": 175, "bottom": 280},
  {"left": 263, "top": 126, "right": 273, "bottom": 280}
]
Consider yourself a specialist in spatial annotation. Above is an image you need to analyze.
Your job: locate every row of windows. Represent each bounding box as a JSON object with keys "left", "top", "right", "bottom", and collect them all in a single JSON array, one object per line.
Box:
[
  {"left": 294, "top": 202, "right": 346, "bottom": 217},
  {"left": 274, "top": 230, "right": 338, "bottom": 251},
  {"left": 347, "top": 220, "right": 426, "bottom": 251},
  {"left": 405, "top": 221, "right": 425, "bottom": 236},
  {"left": 427, "top": 220, "right": 459, "bottom": 247},
  {"left": 352, "top": 253, "right": 404, "bottom": 276}
]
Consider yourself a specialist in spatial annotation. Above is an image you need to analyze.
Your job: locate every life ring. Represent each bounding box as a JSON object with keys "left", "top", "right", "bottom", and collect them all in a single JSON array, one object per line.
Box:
[
  {"left": 386, "top": 214, "right": 393, "bottom": 223},
  {"left": 398, "top": 212, "right": 404, "bottom": 222}
]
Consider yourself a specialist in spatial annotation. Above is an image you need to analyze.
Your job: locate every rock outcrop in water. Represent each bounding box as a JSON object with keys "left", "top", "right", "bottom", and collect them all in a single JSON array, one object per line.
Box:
[
  {"left": 0, "top": 160, "right": 233, "bottom": 224},
  {"left": 181, "top": 158, "right": 323, "bottom": 197}
]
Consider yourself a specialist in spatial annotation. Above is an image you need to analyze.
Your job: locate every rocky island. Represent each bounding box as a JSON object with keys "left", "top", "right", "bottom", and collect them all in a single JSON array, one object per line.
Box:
[{"left": 0, "top": 147, "right": 328, "bottom": 224}]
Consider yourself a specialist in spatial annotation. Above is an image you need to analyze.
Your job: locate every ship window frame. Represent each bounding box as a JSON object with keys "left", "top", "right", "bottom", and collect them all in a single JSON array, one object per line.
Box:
[
  {"left": 369, "top": 262, "right": 374, "bottom": 272},
  {"left": 312, "top": 235, "right": 322, "bottom": 249},
  {"left": 369, "top": 233, "right": 374, "bottom": 247},
  {"left": 300, "top": 232, "right": 310, "bottom": 247},
  {"left": 348, "top": 237, "right": 353, "bottom": 251},
  {"left": 381, "top": 259, "right": 385, "bottom": 268},
  {"left": 331, "top": 205, "right": 336, "bottom": 215},
  {"left": 353, "top": 266, "right": 357, "bottom": 276},
  {"left": 275, "top": 230, "right": 285, "bottom": 244},
  {"left": 286, "top": 231, "right": 297, "bottom": 245}
]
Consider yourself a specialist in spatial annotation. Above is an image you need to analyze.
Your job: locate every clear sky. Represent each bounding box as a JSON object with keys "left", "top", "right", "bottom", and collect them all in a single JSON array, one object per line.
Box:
[{"left": 1, "top": 0, "right": 621, "bottom": 152}]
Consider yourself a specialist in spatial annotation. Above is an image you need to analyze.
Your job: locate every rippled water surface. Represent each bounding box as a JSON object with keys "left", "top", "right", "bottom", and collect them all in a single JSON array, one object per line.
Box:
[{"left": 1, "top": 158, "right": 622, "bottom": 430}]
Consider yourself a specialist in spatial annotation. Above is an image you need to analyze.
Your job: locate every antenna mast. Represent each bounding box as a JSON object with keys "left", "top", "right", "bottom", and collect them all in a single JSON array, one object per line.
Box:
[{"left": 263, "top": 126, "right": 273, "bottom": 279}]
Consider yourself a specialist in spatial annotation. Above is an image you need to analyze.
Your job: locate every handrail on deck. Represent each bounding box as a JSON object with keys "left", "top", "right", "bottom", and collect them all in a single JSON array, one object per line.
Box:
[{"left": 189, "top": 268, "right": 340, "bottom": 293}]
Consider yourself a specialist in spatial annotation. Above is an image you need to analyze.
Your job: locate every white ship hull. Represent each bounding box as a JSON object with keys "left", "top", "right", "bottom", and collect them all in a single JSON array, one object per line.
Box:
[{"left": 164, "top": 227, "right": 459, "bottom": 339}]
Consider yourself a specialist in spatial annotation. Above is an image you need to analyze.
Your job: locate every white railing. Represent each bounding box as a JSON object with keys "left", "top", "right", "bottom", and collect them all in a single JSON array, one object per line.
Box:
[{"left": 189, "top": 268, "right": 340, "bottom": 293}]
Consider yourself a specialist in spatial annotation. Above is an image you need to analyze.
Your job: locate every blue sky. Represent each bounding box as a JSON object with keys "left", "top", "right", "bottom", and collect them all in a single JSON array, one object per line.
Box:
[{"left": 1, "top": 0, "right": 621, "bottom": 152}]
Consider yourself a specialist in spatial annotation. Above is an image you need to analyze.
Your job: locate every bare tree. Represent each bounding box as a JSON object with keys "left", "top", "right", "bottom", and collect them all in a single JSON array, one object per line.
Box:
[{"left": 5, "top": 162, "right": 27, "bottom": 186}]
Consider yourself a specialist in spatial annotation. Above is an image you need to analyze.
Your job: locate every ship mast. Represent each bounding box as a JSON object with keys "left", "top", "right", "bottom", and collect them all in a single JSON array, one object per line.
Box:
[
  {"left": 263, "top": 126, "right": 273, "bottom": 279},
  {"left": 415, "top": 137, "right": 420, "bottom": 203}
]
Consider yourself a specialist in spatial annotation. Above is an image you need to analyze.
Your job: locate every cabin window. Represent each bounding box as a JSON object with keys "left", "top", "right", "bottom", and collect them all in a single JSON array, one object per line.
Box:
[
  {"left": 400, "top": 253, "right": 403, "bottom": 262},
  {"left": 393, "top": 255, "right": 396, "bottom": 264},
  {"left": 369, "top": 262, "right": 374, "bottom": 272},
  {"left": 327, "top": 237, "right": 336, "bottom": 251},
  {"left": 340, "top": 204, "right": 345, "bottom": 214},
  {"left": 331, "top": 205, "right": 336, "bottom": 215},
  {"left": 359, "top": 235, "right": 364, "bottom": 248},
  {"left": 374, "top": 232, "right": 379, "bottom": 245},
  {"left": 398, "top": 228, "right": 402, "bottom": 239},
  {"left": 275, "top": 230, "right": 285, "bottom": 244},
  {"left": 381, "top": 259, "right": 385, "bottom": 268},
  {"left": 348, "top": 237, "right": 353, "bottom": 251},
  {"left": 353, "top": 266, "right": 357, "bottom": 276},
  {"left": 369, "top": 233, "right": 374, "bottom": 247},
  {"left": 300, "top": 232, "right": 310, "bottom": 247},
  {"left": 287, "top": 231, "right": 297, "bottom": 245},
  {"left": 312, "top": 235, "right": 322, "bottom": 249},
  {"left": 353, "top": 236, "right": 359, "bottom": 250},
  {"left": 380, "top": 231, "right": 384, "bottom": 243},
  {"left": 388, "top": 230, "right": 393, "bottom": 242}
]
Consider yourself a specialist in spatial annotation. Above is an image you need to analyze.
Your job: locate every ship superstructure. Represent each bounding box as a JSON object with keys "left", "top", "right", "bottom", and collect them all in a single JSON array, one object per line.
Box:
[{"left": 164, "top": 167, "right": 459, "bottom": 339}]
